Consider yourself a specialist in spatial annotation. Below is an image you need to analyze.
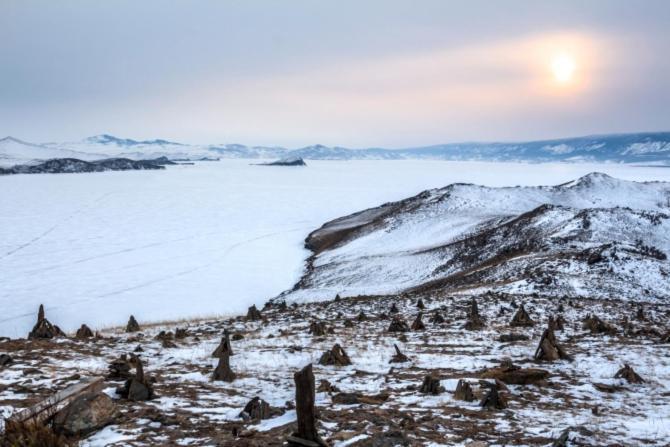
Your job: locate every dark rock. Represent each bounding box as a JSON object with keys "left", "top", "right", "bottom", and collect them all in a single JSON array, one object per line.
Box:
[
  {"left": 614, "top": 364, "right": 644, "bottom": 383},
  {"left": 246, "top": 305, "right": 262, "bottom": 321},
  {"left": 317, "top": 379, "right": 339, "bottom": 393},
  {"left": 309, "top": 321, "right": 328, "bottom": 337},
  {"left": 239, "top": 397, "right": 271, "bottom": 421},
  {"left": 416, "top": 298, "right": 425, "bottom": 310},
  {"left": 410, "top": 313, "right": 425, "bottom": 331},
  {"left": 389, "top": 344, "right": 409, "bottom": 363},
  {"left": 498, "top": 333, "right": 529, "bottom": 342},
  {"left": 0, "top": 354, "right": 13, "bottom": 368},
  {"left": 107, "top": 354, "right": 132, "bottom": 380},
  {"left": 28, "top": 305, "right": 65, "bottom": 339},
  {"left": 419, "top": 375, "right": 444, "bottom": 395},
  {"left": 481, "top": 360, "right": 549, "bottom": 385},
  {"left": 534, "top": 327, "right": 571, "bottom": 362},
  {"left": 583, "top": 315, "right": 616, "bottom": 334},
  {"left": 389, "top": 303, "right": 399, "bottom": 314},
  {"left": 509, "top": 304, "right": 534, "bottom": 327},
  {"left": 429, "top": 311, "right": 445, "bottom": 324},
  {"left": 480, "top": 382, "right": 507, "bottom": 410},
  {"left": 75, "top": 324, "right": 94, "bottom": 339},
  {"left": 53, "top": 392, "right": 118, "bottom": 436},
  {"left": 116, "top": 355, "right": 155, "bottom": 401},
  {"left": 387, "top": 316, "right": 409, "bottom": 333}
]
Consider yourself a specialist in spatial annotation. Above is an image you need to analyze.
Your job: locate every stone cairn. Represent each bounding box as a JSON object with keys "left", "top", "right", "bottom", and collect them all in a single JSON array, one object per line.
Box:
[
  {"left": 75, "top": 324, "right": 94, "bottom": 339},
  {"left": 246, "top": 305, "right": 262, "bottom": 322},
  {"left": 28, "top": 304, "right": 65, "bottom": 339},
  {"left": 213, "top": 342, "right": 236, "bottom": 382},
  {"left": 416, "top": 298, "right": 425, "bottom": 310},
  {"left": 212, "top": 329, "right": 233, "bottom": 358},
  {"left": 464, "top": 298, "right": 485, "bottom": 330},
  {"left": 509, "top": 303, "right": 534, "bottom": 327},
  {"left": 480, "top": 381, "right": 507, "bottom": 410},
  {"left": 534, "top": 326, "right": 571, "bottom": 361},
  {"left": 117, "top": 355, "right": 154, "bottom": 401},
  {"left": 125, "top": 315, "right": 141, "bottom": 333},
  {"left": 309, "top": 320, "right": 329, "bottom": 337},
  {"left": 410, "top": 312, "right": 426, "bottom": 331},
  {"left": 286, "top": 364, "right": 329, "bottom": 447},
  {"left": 107, "top": 354, "right": 133, "bottom": 380},
  {"left": 387, "top": 315, "right": 410, "bottom": 333},
  {"left": 454, "top": 379, "right": 475, "bottom": 401},
  {"left": 318, "top": 344, "right": 352, "bottom": 366},
  {"left": 239, "top": 397, "right": 272, "bottom": 422}
]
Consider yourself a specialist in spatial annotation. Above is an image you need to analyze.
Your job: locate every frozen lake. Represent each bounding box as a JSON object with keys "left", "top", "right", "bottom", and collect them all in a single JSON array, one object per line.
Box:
[{"left": 2, "top": 159, "right": 670, "bottom": 337}]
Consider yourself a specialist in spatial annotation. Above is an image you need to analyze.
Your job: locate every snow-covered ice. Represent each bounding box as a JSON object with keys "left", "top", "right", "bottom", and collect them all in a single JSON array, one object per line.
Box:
[{"left": 2, "top": 159, "right": 670, "bottom": 337}]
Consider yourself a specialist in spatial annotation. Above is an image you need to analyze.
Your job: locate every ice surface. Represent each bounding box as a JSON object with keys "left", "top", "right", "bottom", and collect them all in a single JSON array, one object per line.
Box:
[{"left": 2, "top": 160, "right": 670, "bottom": 337}]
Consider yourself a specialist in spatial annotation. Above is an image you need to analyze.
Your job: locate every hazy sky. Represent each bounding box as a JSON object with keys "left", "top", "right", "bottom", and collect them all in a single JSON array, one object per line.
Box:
[{"left": 1, "top": 1, "right": 669, "bottom": 148}]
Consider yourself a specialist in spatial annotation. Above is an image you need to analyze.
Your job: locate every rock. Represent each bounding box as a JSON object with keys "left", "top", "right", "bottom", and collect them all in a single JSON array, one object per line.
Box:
[
  {"left": 232, "top": 333, "right": 244, "bottom": 341},
  {"left": 410, "top": 313, "right": 425, "bottom": 331},
  {"left": 387, "top": 316, "right": 409, "bottom": 333},
  {"left": 419, "top": 375, "right": 444, "bottom": 395},
  {"left": 246, "top": 305, "right": 262, "bottom": 321},
  {"left": 343, "top": 319, "right": 354, "bottom": 328},
  {"left": 75, "top": 324, "right": 94, "bottom": 339},
  {"left": 175, "top": 328, "right": 188, "bottom": 339},
  {"left": 0, "top": 354, "right": 13, "bottom": 368},
  {"left": 318, "top": 344, "right": 352, "bottom": 366},
  {"left": 454, "top": 379, "right": 475, "bottom": 401},
  {"left": 416, "top": 298, "right": 425, "bottom": 310},
  {"left": 125, "top": 315, "right": 141, "bottom": 333},
  {"left": 389, "top": 302, "right": 399, "bottom": 314},
  {"left": 367, "top": 430, "right": 410, "bottom": 446},
  {"left": 429, "top": 311, "right": 445, "bottom": 324},
  {"left": 551, "top": 428, "right": 570, "bottom": 447},
  {"left": 614, "top": 364, "right": 644, "bottom": 383},
  {"left": 357, "top": 311, "right": 368, "bottom": 322},
  {"left": 239, "top": 397, "right": 271, "bottom": 421},
  {"left": 28, "top": 304, "right": 65, "bottom": 339},
  {"left": 509, "top": 304, "right": 534, "bottom": 327},
  {"left": 53, "top": 391, "right": 118, "bottom": 436},
  {"left": 549, "top": 315, "right": 566, "bottom": 331},
  {"left": 389, "top": 344, "right": 409, "bottom": 363},
  {"left": 317, "top": 379, "right": 339, "bottom": 393}
]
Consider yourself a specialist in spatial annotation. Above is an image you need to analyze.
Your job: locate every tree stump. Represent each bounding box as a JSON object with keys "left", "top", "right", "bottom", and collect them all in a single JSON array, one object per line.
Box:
[
  {"left": 212, "top": 330, "right": 233, "bottom": 358},
  {"left": 509, "top": 304, "right": 534, "bottom": 327},
  {"left": 287, "top": 364, "right": 328, "bottom": 447},
  {"left": 387, "top": 316, "right": 410, "bottom": 333},
  {"left": 318, "top": 344, "right": 351, "bottom": 366},
  {"left": 239, "top": 397, "right": 271, "bottom": 421},
  {"left": 410, "top": 313, "right": 426, "bottom": 331},
  {"left": 246, "top": 305, "right": 262, "bottom": 321},
  {"left": 454, "top": 379, "right": 475, "bottom": 401},
  {"left": 614, "top": 364, "right": 644, "bottom": 383},
  {"left": 28, "top": 304, "right": 65, "bottom": 339},
  {"left": 419, "top": 375, "right": 444, "bottom": 395},
  {"left": 534, "top": 327, "right": 571, "bottom": 361},
  {"left": 389, "top": 344, "right": 409, "bottom": 363},
  {"left": 213, "top": 349, "right": 236, "bottom": 382},
  {"left": 125, "top": 315, "right": 140, "bottom": 333},
  {"left": 75, "top": 324, "right": 94, "bottom": 339}
]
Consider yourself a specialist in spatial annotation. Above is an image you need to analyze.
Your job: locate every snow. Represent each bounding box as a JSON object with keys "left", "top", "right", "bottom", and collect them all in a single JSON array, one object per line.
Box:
[{"left": 2, "top": 160, "right": 670, "bottom": 337}]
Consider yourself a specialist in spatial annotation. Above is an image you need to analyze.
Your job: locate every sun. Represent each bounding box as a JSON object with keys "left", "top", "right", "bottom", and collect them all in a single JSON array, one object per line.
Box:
[{"left": 551, "top": 54, "right": 576, "bottom": 83}]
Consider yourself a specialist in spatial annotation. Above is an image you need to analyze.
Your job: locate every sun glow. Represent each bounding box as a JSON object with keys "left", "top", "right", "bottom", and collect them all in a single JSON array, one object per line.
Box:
[{"left": 551, "top": 54, "right": 576, "bottom": 83}]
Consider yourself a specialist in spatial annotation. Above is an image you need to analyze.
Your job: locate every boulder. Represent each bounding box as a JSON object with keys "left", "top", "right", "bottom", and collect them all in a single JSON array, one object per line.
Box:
[{"left": 53, "top": 392, "right": 118, "bottom": 436}]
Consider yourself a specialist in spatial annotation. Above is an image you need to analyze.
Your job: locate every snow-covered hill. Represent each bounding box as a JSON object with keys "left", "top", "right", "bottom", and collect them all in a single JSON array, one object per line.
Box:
[
  {"left": 281, "top": 173, "right": 670, "bottom": 302},
  {"left": 2, "top": 132, "right": 670, "bottom": 167}
]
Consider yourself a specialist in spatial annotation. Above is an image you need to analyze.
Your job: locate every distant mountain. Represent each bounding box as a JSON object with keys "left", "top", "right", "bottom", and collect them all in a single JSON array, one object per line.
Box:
[
  {"left": 0, "top": 157, "right": 167, "bottom": 175},
  {"left": 2, "top": 131, "right": 670, "bottom": 167},
  {"left": 279, "top": 172, "right": 670, "bottom": 303}
]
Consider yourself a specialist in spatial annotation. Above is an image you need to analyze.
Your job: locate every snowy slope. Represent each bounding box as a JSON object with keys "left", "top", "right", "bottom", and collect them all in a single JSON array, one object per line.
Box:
[
  {"left": 0, "top": 137, "right": 101, "bottom": 167},
  {"left": 283, "top": 173, "right": 670, "bottom": 302}
]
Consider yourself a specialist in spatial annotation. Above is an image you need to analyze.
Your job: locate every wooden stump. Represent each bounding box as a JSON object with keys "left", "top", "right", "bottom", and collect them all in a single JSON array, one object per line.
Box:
[
  {"left": 356, "top": 311, "right": 368, "bottom": 322},
  {"left": 213, "top": 349, "right": 236, "bottom": 382},
  {"left": 287, "top": 364, "right": 328, "bottom": 447}
]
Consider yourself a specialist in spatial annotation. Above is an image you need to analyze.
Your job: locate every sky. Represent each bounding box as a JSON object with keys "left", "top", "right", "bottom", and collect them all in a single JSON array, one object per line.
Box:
[{"left": 1, "top": 0, "right": 669, "bottom": 148}]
